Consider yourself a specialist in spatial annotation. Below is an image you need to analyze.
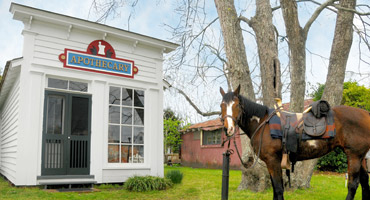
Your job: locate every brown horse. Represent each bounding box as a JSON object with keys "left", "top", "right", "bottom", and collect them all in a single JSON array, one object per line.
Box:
[{"left": 220, "top": 85, "right": 370, "bottom": 200}]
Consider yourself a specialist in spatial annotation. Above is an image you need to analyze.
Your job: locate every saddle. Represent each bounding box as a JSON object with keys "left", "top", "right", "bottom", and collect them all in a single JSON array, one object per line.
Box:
[{"left": 271, "top": 99, "right": 335, "bottom": 171}]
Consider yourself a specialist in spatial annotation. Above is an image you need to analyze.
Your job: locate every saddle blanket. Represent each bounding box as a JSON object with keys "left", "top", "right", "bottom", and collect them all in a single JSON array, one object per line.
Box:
[{"left": 268, "top": 109, "right": 336, "bottom": 140}]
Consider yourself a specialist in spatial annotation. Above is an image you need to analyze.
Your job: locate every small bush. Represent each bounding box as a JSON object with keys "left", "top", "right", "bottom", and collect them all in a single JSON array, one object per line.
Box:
[
  {"left": 316, "top": 147, "right": 348, "bottom": 173},
  {"left": 165, "top": 170, "right": 183, "bottom": 184},
  {"left": 124, "top": 176, "right": 173, "bottom": 192}
]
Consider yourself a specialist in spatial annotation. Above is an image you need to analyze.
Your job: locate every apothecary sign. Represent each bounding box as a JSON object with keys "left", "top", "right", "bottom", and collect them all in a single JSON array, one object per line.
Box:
[{"left": 59, "top": 40, "right": 138, "bottom": 78}]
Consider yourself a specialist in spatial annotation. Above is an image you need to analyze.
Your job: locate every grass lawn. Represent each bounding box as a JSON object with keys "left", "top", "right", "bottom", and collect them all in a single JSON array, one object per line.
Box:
[{"left": 0, "top": 166, "right": 364, "bottom": 200}]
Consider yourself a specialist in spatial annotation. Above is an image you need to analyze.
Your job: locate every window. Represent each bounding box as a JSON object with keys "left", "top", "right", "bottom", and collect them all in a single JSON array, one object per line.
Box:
[
  {"left": 108, "top": 86, "right": 144, "bottom": 163},
  {"left": 48, "top": 78, "right": 88, "bottom": 92},
  {"left": 202, "top": 130, "right": 222, "bottom": 145}
]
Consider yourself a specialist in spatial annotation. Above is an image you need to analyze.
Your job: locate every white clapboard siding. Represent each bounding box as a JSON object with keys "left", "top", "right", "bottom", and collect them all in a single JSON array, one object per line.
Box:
[{"left": 0, "top": 78, "right": 20, "bottom": 183}]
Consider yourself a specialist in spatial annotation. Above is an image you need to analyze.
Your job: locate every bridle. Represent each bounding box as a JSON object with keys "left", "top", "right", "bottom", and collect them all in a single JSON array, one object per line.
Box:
[{"left": 220, "top": 99, "right": 279, "bottom": 169}]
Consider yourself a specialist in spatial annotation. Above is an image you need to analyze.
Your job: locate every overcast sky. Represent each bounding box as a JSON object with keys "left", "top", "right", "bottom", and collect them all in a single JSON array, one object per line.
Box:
[{"left": 1, "top": 0, "right": 369, "bottom": 123}]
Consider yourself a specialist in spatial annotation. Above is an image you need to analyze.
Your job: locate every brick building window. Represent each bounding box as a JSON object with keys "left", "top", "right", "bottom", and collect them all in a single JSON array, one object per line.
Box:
[{"left": 202, "top": 129, "right": 222, "bottom": 145}]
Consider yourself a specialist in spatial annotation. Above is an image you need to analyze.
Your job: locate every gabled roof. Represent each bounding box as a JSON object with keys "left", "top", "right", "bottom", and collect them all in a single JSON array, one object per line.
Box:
[
  {"left": 182, "top": 118, "right": 223, "bottom": 132},
  {"left": 10, "top": 3, "right": 179, "bottom": 53}
]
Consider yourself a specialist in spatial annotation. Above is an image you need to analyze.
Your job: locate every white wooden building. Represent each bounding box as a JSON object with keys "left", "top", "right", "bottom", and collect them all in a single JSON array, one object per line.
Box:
[{"left": 0, "top": 3, "right": 178, "bottom": 186}]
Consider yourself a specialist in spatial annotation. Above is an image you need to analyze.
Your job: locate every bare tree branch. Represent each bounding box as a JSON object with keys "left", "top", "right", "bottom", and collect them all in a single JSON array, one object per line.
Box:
[
  {"left": 171, "top": 87, "right": 220, "bottom": 116},
  {"left": 303, "top": 0, "right": 337, "bottom": 37},
  {"left": 333, "top": 4, "right": 370, "bottom": 16}
]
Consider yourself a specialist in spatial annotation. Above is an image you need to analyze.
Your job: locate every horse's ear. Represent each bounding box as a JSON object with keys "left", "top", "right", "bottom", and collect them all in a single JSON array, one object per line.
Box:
[
  {"left": 220, "top": 87, "right": 226, "bottom": 97},
  {"left": 234, "top": 84, "right": 241, "bottom": 96}
]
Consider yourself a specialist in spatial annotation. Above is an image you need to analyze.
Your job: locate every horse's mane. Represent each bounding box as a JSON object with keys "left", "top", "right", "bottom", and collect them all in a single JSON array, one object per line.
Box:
[
  {"left": 223, "top": 92, "right": 268, "bottom": 121},
  {"left": 238, "top": 95, "right": 269, "bottom": 120}
]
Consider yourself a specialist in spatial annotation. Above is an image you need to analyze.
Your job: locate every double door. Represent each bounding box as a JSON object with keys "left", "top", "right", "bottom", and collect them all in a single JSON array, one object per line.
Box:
[{"left": 41, "top": 91, "right": 91, "bottom": 175}]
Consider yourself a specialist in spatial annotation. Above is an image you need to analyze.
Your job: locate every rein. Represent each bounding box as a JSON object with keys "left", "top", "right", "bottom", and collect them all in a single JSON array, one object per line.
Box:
[{"left": 222, "top": 109, "right": 279, "bottom": 169}]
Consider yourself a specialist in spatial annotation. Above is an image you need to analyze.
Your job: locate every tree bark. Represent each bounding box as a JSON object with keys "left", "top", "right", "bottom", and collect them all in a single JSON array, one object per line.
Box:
[
  {"left": 214, "top": 0, "right": 255, "bottom": 100},
  {"left": 247, "top": 0, "right": 282, "bottom": 107},
  {"left": 280, "top": 0, "right": 306, "bottom": 113},
  {"left": 214, "top": 0, "right": 274, "bottom": 192},
  {"left": 322, "top": 0, "right": 357, "bottom": 105}
]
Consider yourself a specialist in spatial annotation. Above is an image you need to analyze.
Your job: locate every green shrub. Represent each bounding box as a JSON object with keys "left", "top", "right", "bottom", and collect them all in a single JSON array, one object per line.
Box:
[
  {"left": 124, "top": 176, "right": 173, "bottom": 192},
  {"left": 316, "top": 147, "right": 348, "bottom": 173},
  {"left": 165, "top": 170, "right": 183, "bottom": 184}
]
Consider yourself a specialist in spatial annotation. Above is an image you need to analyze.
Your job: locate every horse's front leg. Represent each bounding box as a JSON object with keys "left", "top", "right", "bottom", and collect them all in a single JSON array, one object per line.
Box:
[
  {"left": 266, "top": 158, "right": 284, "bottom": 200},
  {"left": 345, "top": 154, "right": 362, "bottom": 200}
]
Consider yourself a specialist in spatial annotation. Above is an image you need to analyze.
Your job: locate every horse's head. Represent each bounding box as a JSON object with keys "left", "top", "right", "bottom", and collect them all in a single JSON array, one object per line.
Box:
[{"left": 220, "top": 85, "right": 242, "bottom": 137}]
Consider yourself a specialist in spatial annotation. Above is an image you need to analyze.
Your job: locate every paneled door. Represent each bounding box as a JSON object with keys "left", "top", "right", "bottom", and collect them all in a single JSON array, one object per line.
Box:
[{"left": 41, "top": 91, "right": 91, "bottom": 175}]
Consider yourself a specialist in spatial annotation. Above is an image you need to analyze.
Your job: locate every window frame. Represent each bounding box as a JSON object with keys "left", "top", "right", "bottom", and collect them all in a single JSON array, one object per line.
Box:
[
  {"left": 201, "top": 129, "right": 222, "bottom": 146},
  {"left": 46, "top": 77, "right": 89, "bottom": 93},
  {"left": 107, "top": 85, "right": 145, "bottom": 165}
]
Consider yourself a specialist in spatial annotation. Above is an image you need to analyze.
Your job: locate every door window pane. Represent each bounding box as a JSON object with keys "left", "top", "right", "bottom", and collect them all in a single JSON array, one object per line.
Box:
[
  {"left": 69, "top": 81, "right": 88, "bottom": 92},
  {"left": 109, "top": 87, "right": 121, "bottom": 105},
  {"left": 48, "top": 78, "right": 68, "bottom": 90},
  {"left": 46, "top": 96, "right": 64, "bottom": 135},
  {"left": 71, "top": 97, "right": 89, "bottom": 135},
  {"left": 134, "top": 90, "right": 144, "bottom": 107},
  {"left": 122, "top": 88, "right": 133, "bottom": 106},
  {"left": 108, "top": 125, "right": 120, "bottom": 143},
  {"left": 109, "top": 106, "right": 120, "bottom": 124}
]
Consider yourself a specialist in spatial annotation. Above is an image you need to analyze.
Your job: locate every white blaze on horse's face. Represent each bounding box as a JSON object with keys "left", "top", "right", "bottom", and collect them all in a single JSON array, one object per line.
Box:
[{"left": 226, "top": 101, "right": 236, "bottom": 136}]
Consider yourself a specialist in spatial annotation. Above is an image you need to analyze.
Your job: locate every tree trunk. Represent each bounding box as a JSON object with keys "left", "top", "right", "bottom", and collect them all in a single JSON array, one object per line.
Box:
[
  {"left": 322, "top": 0, "right": 356, "bottom": 105},
  {"left": 280, "top": 0, "right": 357, "bottom": 189},
  {"left": 248, "top": 0, "right": 282, "bottom": 107},
  {"left": 214, "top": 0, "right": 274, "bottom": 192},
  {"left": 280, "top": 0, "right": 306, "bottom": 113},
  {"left": 237, "top": 0, "right": 282, "bottom": 191},
  {"left": 213, "top": 0, "right": 255, "bottom": 100},
  {"left": 279, "top": 0, "right": 320, "bottom": 189}
]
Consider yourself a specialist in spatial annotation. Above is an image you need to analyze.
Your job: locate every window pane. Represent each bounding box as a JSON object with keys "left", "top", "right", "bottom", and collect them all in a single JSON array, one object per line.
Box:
[
  {"left": 71, "top": 97, "right": 89, "bottom": 135},
  {"left": 134, "top": 127, "right": 144, "bottom": 144},
  {"left": 122, "top": 88, "right": 133, "bottom": 106},
  {"left": 122, "top": 107, "right": 132, "bottom": 125},
  {"left": 46, "top": 96, "right": 64, "bottom": 135},
  {"left": 109, "top": 106, "right": 120, "bottom": 124},
  {"left": 121, "top": 145, "right": 132, "bottom": 163},
  {"left": 108, "top": 145, "right": 119, "bottom": 163},
  {"left": 121, "top": 126, "right": 132, "bottom": 144},
  {"left": 134, "top": 108, "right": 144, "bottom": 125},
  {"left": 132, "top": 146, "right": 144, "bottom": 163},
  {"left": 134, "top": 90, "right": 144, "bottom": 107},
  {"left": 108, "top": 125, "right": 120, "bottom": 143},
  {"left": 109, "top": 87, "right": 121, "bottom": 105},
  {"left": 69, "top": 81, "right": 88, "bottom": 92},
  {"left": 202, "top": 130, "right": 221, "bottom": 145},
  {"left": 48, "top": 78, "right": 68, "bottom": 89}
]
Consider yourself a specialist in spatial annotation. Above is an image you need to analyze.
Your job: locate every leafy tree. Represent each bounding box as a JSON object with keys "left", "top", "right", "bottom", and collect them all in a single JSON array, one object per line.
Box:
[
  {"left": 312, "top": 81, "right": 370, "bottom": 172},
  {"left": 163, "top": 109, "right": 185, "bottom": 154},
  {"left": 341, "top": 82, "right": 370, "bottom": 111}
]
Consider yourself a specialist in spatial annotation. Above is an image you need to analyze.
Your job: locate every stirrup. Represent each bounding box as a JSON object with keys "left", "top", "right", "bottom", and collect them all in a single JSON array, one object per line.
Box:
[{"left": 281, "top": 153, "right": 291, "bottom": 170}]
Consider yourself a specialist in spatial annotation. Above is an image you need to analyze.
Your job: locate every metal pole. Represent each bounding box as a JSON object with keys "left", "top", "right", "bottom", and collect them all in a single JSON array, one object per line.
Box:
[{"left": 221, "top": 150, "right": 231, "bottom": 200}]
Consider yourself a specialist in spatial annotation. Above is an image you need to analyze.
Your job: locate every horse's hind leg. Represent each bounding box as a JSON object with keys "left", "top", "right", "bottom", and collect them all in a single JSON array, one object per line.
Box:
[
  {"left": 345, "top": 154, "right": 362, "bottom": 200},
  {"left": 360, "top": 162, "right": 370, "bottom": 200}
]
